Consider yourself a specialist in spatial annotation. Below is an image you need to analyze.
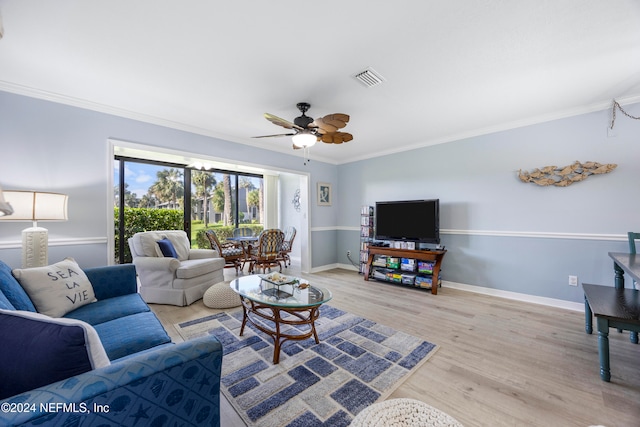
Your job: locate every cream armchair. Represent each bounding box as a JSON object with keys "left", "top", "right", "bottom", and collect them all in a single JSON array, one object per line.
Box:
[{"left": 128, "top": 230, "right": 225, "bottom": 306}]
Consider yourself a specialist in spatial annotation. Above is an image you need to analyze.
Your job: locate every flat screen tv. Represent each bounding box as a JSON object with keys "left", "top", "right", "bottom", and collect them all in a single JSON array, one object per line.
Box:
[{"left": 375, "top": 199, "right": 440, "bottom": 244}]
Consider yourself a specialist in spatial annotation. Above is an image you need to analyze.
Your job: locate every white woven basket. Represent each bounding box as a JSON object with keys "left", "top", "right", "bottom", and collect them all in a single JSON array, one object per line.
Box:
[{"left": 350, "top": 398, "right": 463, "bottom": 427}]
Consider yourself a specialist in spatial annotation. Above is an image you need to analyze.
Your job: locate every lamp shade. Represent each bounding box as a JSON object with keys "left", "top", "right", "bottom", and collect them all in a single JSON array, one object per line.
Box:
[
  {"left": 0, "top": 191, "right": 68, "bottom": 223},
  {"left": 0, "top": 185, "right": 13, "bottom": 216},
  {"left": 0, "top": 190, "right": 68, "bottom": 268},
  {"left": 292, "top": 132, "right": 317, "bottom": 148}
]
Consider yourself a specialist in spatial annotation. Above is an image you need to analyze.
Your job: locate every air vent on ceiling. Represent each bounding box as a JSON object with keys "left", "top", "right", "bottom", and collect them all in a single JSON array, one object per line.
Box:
[{"left": 353, "top": 67, "right": 385, "bottom": 88}]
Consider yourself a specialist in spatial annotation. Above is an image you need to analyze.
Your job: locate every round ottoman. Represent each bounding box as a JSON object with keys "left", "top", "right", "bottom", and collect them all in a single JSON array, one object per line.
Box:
[
  {"left": 203, "top": 282, "right": 241, "bottom": 309},
  {"left": 350, "top": 398, "right": 463, "bottom": 427}
]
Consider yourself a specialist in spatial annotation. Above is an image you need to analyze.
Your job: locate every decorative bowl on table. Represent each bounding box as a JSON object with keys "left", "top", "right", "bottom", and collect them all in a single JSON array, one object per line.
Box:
[{"left": 259, "top": 273, "right": 298, "bottom": 286}]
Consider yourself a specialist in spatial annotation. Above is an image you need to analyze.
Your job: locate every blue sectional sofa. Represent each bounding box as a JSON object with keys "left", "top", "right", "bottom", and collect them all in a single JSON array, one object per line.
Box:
[{"left": 0, "top": 260, "right": 223, "bottom": 427}]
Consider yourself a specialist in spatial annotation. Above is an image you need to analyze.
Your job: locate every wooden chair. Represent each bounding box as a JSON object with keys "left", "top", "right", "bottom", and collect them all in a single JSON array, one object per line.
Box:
[
  {"left": 279, "top": 226, "right": 297, "bottom": 267},
  {"left": 626, "top": 232, "right": 639, "bottom": 342},
  {"left": 205, "top": 229, "right": 244, "bottom": 275},
  {"left": 628, "top": 232, "right": 640, "bottom": 291},
  {"left": 248, "top": 229, "right": 285, "bottom": 274},
  {"left": 628, "top": 232, "right": 640, "bottom": 254}
]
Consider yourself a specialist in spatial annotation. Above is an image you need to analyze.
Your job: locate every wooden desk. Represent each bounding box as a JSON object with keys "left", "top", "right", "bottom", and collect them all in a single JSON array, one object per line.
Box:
[
  {"left": 608, "top": 252, "right": 640, "bottom": 343},
  {"left": 583, "top": 283, "right": 640, "bottom": 382}
]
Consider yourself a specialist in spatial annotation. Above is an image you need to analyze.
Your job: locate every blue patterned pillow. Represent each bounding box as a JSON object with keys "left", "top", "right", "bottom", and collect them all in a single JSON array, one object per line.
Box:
[
  {"left": 0, "top": 309, "right": 110, "bottom": 399},
  {"left": 157, "top": 238, "right": 178, "bottom": 258},
  {"left": 0, "top": 287, "right": 15, "bottom": 310},
  {"left": 0, "top": 260, "right": 36, "bottom": 311}
]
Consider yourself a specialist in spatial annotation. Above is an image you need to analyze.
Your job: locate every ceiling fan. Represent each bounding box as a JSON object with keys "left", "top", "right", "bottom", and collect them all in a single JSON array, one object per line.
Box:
[{"left": 253, "top": 102, "right": 353, "bottom": 149}]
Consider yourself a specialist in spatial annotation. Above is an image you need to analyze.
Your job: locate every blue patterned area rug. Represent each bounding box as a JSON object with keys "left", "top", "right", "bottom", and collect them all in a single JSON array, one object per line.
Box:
[{"left": 176, "top": 305, "right": 437, "bottom": 427}]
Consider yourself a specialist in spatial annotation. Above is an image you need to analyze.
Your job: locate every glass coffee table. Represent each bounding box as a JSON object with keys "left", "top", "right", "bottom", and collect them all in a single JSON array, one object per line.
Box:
[{"left": 229, "top": 274, "right": 332, "bottom": 364}]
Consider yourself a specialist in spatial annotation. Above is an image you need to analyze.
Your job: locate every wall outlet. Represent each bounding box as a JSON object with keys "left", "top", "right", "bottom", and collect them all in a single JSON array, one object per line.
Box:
[
  {"left": 568, "top": 275, "right": 578, "bottom": 287},
  {"left": 347, "top": 250, "right": 351, "bottom": 257}
]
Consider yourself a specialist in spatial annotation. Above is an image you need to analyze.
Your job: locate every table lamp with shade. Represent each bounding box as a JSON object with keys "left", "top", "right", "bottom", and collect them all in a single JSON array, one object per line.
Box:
[
  {"left": 0, "top": 185, "right": 13, "bottom": 216},
  {"left": 0, "top": 190, "right": 68, "bottom": 268}
]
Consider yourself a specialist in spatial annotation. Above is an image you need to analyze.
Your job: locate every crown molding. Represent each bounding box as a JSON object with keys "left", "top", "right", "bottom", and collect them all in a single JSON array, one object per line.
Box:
[
  {"left": 3, "top": 80, "right": 639, "bottom": 167},
  {"left": 0, "top": 81, "right": 338, "bottom": 165},
  {"left": 337, "top": 94, "right": 640, "bottom": 165}
]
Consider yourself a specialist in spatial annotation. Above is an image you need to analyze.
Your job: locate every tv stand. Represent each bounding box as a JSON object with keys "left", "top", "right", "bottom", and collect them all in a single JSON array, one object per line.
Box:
[{"left": 364, "top": 247, "right": 446, "bottom": 295}]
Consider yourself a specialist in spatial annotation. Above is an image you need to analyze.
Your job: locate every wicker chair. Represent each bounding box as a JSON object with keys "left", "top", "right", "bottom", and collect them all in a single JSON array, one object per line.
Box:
[
  {"left": 279, "top": 226, "right": 297, "bottom": 267},
  {"left": 248, "top": 229, "right": 285, "bottom": 273},
  {"left": 205, "top": 229, "right": 244, "bottom": 275}
]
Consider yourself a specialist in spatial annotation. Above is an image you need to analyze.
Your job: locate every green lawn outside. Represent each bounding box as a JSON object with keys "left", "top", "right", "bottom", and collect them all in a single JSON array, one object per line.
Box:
[{"left": 190, "top": 220, "right": 263, "bottom": 248}]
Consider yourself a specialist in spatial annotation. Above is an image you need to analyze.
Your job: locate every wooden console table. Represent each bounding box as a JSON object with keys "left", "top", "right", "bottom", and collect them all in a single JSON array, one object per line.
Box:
[{"left": 364, "top": 247, "right": 446, "bottom": 295}]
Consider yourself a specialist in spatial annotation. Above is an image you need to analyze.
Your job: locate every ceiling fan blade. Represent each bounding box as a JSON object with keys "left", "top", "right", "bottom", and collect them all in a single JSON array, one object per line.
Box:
[
  {"left": 320, "top": 132, "right": 353, "bottom": 144},
  {"left": 252, "top": 133, "right": 295, "bottom": 138},
  {"left": 313, "top": 113, "right": 350, "bottom": 134},
  {"left": 264, "top": 113, "right": 304, "bottom": 131}
]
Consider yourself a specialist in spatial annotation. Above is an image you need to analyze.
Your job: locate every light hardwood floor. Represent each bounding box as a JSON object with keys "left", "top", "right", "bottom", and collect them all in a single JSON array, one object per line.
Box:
[{"left": 150, "top": 267, "right": 640, "bottom": 427}]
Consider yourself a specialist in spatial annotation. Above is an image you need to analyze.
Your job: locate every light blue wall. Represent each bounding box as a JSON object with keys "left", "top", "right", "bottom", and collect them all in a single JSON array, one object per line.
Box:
[
  {"left": 337, "top": 103, "right": 640, "bottom": 302},
  {"left": 0, "top": 91, "right": 338, "bottom": 269},
  {"left": 2, "top": 89, "right": 639, "bottom": 303}
]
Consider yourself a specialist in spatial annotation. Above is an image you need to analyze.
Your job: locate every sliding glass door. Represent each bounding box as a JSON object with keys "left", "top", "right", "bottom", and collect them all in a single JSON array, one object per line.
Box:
[{"left": 114, "top": 156, "right": 263, "bottom": 263}]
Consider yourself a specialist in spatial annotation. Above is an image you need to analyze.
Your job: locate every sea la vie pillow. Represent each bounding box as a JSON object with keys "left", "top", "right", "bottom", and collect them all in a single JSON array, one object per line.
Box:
[{"left": 12, "top": 257, "right": 97, "bottom": 317}]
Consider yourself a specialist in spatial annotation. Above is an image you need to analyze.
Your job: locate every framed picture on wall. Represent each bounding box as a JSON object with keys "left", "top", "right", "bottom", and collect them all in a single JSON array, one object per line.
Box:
[{"left": 317, "top": 182, "right": 331, "bottom": 206}]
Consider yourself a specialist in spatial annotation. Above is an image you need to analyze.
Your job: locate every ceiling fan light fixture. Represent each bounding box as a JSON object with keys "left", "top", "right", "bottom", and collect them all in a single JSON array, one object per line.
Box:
[{"left": 292, "top": 132, "right": 317, "bottom": 148}]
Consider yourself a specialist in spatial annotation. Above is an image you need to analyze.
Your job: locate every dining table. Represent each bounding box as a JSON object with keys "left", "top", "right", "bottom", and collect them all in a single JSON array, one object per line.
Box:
[
  {"left": 608, "top": 252, "right": 640, "bottom": 289},
  {"left": 607, "top": 252, "right": 639, "bottom": 344},
  {"left": 227, "top": 235, "right": 259, "bottom": 270}
]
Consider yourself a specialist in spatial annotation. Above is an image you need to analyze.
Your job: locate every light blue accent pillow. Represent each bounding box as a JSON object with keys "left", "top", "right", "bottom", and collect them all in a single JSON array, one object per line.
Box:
[
  {"left": 0, "top": 260, "right": 36, "bottom": 311},
  {"left": 157, "top": 237, "right": 178, "bottom": 258},
  {"left": 0, "top": 309, "right": 110, "bottom": 399}
]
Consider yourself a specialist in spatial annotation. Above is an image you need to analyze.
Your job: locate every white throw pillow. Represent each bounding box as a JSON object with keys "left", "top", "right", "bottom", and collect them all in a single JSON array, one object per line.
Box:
[{"left": 12, "top": 257, "right": 97, "bottom": 317}]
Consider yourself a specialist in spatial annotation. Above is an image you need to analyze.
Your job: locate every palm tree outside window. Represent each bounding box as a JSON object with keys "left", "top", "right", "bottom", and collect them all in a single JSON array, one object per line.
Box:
[{"left": 114, "top": 156, "right": 264, "bottom": 263}]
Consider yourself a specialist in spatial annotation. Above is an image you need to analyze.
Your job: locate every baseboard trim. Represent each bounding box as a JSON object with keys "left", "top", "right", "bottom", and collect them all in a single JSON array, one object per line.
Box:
[
  {"left": 317, "top": 263, "right": 583, "bottom": 312},
  {"left": 442, "top": 280, "right": 583, "bottom": 312},
  {"left": 310, "top": 263, "right": 340, "bottom": 273}
]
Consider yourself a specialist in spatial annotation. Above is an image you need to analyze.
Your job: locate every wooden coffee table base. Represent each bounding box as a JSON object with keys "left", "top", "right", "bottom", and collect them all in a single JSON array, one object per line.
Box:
[{"left": 239, "top": 298, "right": 321, "bottom": 364}]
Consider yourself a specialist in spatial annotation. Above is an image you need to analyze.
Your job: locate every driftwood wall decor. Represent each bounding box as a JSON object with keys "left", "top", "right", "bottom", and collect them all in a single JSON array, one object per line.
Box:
[{"left": 518, "top": 161, "right": 617, "bottom": 187}]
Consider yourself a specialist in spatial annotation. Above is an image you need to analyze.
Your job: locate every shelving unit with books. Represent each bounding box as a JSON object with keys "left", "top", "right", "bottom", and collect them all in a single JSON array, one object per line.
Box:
[
  {"left": 363, "top": 247, "right": 446, "bottom": 295},
  {"left": 359, "top": 206, "right": 374, "bottom": 274}
]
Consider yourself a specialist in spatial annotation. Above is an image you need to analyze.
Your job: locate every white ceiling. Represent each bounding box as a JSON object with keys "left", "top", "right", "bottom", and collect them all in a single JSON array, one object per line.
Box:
[{"left": 1, "top": 0, "right": 640, "bottom": 165}]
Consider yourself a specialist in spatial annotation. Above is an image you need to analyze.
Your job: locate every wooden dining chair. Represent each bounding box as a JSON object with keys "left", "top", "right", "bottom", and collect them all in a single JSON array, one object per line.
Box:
[
  {"left": 626, "top": 232, "right": 640, "bottom": 343},
  {"left": 279, "top": 226, "right": 297, "bottom": 267},
  {"left": 628, "top": 232, "right": 640, "bottom": 254},
  {"left": 248, "top": 229, "right": 285, "bottom": 273},
  {"left": 205, "top": 229, "right": 244, "bottom": 274},
  {"left": 233, "top": 227, "right": 255, "bottom": 238},
  {"left": 628, "top": 232, "right": 640, "bottom": 292}
]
